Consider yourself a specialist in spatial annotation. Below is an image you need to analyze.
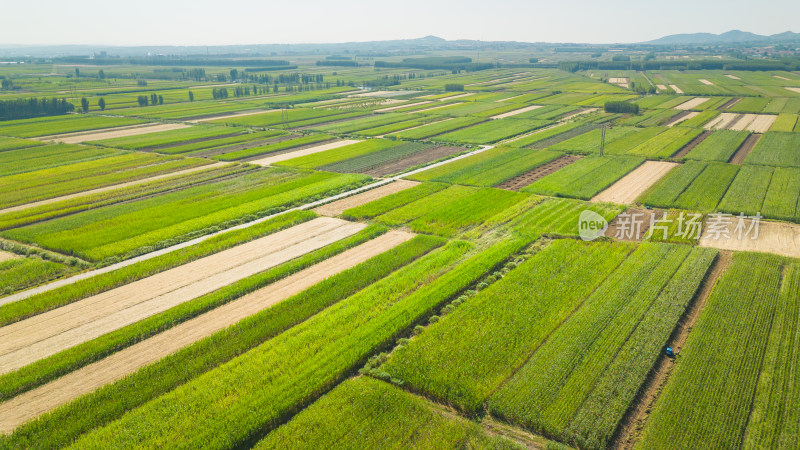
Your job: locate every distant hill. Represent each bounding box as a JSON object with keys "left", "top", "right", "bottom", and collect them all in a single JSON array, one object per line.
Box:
[{"left": 646, "top": 30, "right": 800, "bottom": 45}]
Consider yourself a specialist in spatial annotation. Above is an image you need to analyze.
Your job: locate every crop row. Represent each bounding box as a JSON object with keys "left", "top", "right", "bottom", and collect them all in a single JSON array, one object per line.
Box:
[
  {"left": 523, "top": 155, "right": 644, "bottom": 200},
  {"left": 744, "top": 131, "right": 800, "bottom": 167},
  {"left": 639, "top": 161, "right": 738, "bottom": 212},
  {"left": 432, "top": 118, "right": 550, "bottom": 144},
  {"left": 683, "top": 130, "right": 749, "bottom": 162},
  {"left": 213, "top": 134, "right": 333, "bottom": 161},
  {"left": 0, "top": 115, "right": 146, "bottom": 138},
  {"left": 0, "top": 143, "right": 119, "bottom": 177}
]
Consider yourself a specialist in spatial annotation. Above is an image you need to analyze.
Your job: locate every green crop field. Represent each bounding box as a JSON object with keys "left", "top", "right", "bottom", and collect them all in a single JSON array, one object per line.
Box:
[{"left": 4, "top": 40, "right": 800, "bottom": 450}]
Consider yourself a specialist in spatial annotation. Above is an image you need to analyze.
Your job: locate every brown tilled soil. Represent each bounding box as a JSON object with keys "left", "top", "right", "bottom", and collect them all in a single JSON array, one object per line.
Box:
[
  {"left": 592, "top": 161, "right": 678, "bottom": 204},
  {"left": 0, "top": 231, "right": 414, "bottom": 435},
  {"left": 193, "top": 135, "right": 299, "bottom": 158},
  {"left": 725, "top": 113, "right": 748, "bottom": 130},
  {"left": 0, "top": 218, "right": 364, "bottom": 374},
  {"left": 314, "top": 181, "right": 420, "bottom": 216},
  {"left": 364, "top": 146, "right": 464, "bottom": 177},
  {"left": 729, "top": 134, "right": 761, "bottom": 164},
  {"left": 611, "top": 251, "right": 732, "bottom": 450},
  {"left": 604, "top": 208, "right": 666, "bottom": 242},
  {"left": 718, "top": 98, "right": 742, "bottom": 110},
  {"left": 495, "top": 155, "right": 582, "bottom": 191},
  {"left": 671, "top": 130, "right": 712, "bottom": 158},
  {"left": 661, "top": 110, "right": 690, "bottom": 127},
  {"left": 699, "top": 219, "right": 800, "bottom": 258}
]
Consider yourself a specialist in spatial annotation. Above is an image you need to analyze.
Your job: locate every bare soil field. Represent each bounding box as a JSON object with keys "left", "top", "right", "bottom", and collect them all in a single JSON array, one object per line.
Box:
[
  {"left": 0, "top": 230, "right": 413, "bottom": 435},
  {"left": 725, "top": 74, "right": 742, "bottom": 80},
  {"left": 490, "top": 105, "right": 543, "bottom": 120},
  {"left": 410, "top": 103, "right": 461, "bottom": 114},
  {"left": 728, "top": 113, "right": 758, "bottom": 131},
  {"left": 786, "top": 87, "right": 800, "bottom": 94},
  {"left": 559, "top": 107, "right": 598, "bottom": 121},
  {"left": 436, "top": 92, "right": 475, "bottom": 101},
  {"left": 663, "top": 111, "right": 697, "bottom": 127},
  {"left": 495, "top": 155, "right": 582, "bottom": 191},
  {"left": 249, "top": 139, "right": 362, "bottom": 166},
  {"left": 374, "top": 101, "right": 433, "bottom": 113},
  {"left": 194, "top": 135, "right": 298, "bottom": 158},
  {"left": 669, "top": 84, "right": 684, "bottom": 94},
  {"left": 314, "top": 181, "right": 419, "bottom": 216},
  {"left": 592, "top": 161, "right": 678, "bottom": 204},
  {"left": 774, "top": 75, "right": 791, "bottom": 81},
  {"left": 675, "top": 97, "right": 710, "bottom": 110},
  {"left": 718, "top": 98, "right": 741, "bottom": 110},
  {"left": 604, "top": 208, "right": 661, "bottom": 241},
  {"left": 48, "top": 123, "right": 191, "bottom": 144},
  {"left": 365, "top": 146, "right": 464, "bottom": 177},
  {"left": 495, "top": 94, "right": 526, "bottom": 103},
  {"left": 673, "top": 130, "right": 712, "bottom": 158},
  {"left": 728, "top": 134, "right": 761, "bottom": 164},
  {"left": 0, "top": 251, "right": 19, "bottom": 263},
  {"left": 656, "top": 84, "right": 668, "bottom": 91},
  {"left": 34, "top": 123, "right": 156, "bottom": 141},
  {"left": 0, "top": 162, "right": 226, "bottom": 216},
  {"left": 746, "top": 114, "right": 777, "bottom": 133},
  {"left": 699, "top": 219, "right": 800, "bottom": 258},
  {"left": 704, "top": 112, "right": 738, "bottom": 130},
  {"left": 699, "top": 79, "right": 715, "bottom": 86},
  {"left": 0, "top": 218, "right": 365, "bottom": 374}
]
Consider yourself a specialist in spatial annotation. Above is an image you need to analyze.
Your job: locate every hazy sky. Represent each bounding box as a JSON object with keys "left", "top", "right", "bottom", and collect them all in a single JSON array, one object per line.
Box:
[{"left": 1, "top": 0, "right": 798, "bottom": 46}]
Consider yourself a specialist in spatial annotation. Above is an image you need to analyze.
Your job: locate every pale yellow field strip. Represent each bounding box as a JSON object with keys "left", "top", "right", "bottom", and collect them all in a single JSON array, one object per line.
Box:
[
  {"left": 699, "top": 79, "right": 715, "bottom": 86},
  {"left": 725, "top": 74, "right": 742, "bottom": 80},
  {"left": 667, "top": 111, "right": 699, "bottom": 127},
  {"left": 490, "top": 105, "right": 543, "bottom": 120},
  {"left": 249, "top": 139, "right": 362, "bottom": 166},
  {"left": 495, "top": 94, "right": 526, "bottom": 103},
  {"left": 35, "top": 123, "right": 156, "bottom": 141},
  {"left": 699, "top": 219, "right": 800, "bottom": 259},
  {"left": 608, "top": 78, "right": 629, "bottom": 84},
  {"left": 656, "top": 84, "right": 668, "bottom": 91},
  {"left": 187, "top": 110, "right": 269, "bottom": 123},
  {"left": 410, "top": 103, "right": 462, "bottom": 114},
  {"left": 0, "top": 251, "right": 19, "bottom": 263},
  {"left": 314, "top": 180, "right": 420, "bottom": 216},
  {"left": 704, "top": 112, "right": 738, "bottom": 130},
  {"left": 746, "top": 114, "right": 777, "bottom": 133},
  {"left": 0, "top": 162, "right": 228, "bottom": 216},
  {"left": 774, "top": 75, "right": 791, "bottom": 81},
  {"left": 0, "top": 218, "right": 365, "bottom": 374},
  {"left": 675, "top": 97, "right": 710, "bottom": 110},
  {"left": 49, "top": 123, "right": 191, "bottom": 144},
  {"left": 376, "top": 119, "right": 452, "bottom": 138},
  {"left": 560, "top": 108, "right": 599, "bottom": 121},
  {"left": 437, "top": 92, "right": 474, "bottom": 101},
  {"left": 0, "top": 230, "right": 414, "bottom": 435},
  {"left": 348, "top": 90, "right": 394, "bottom": 98},
  {"left": 729, "top": 113, "right": 758, "bottom": 131},
  {"left": 591, "top": 161, "right": 679, "bottom": 204},
  {"left": 786, "top": 87, "right": 800, "bottom": 94},
  {"left": 373, "top": 101, "right": 433, "bottom": 113},
  {"left": 669, "top": 84, "right": 684, "bottom": 94}
]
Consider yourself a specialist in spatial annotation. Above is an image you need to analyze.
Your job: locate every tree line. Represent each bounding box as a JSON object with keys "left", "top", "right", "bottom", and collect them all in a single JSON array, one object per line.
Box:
[{"left": 0, "top": 98, "right": 74, "bottom": 121}]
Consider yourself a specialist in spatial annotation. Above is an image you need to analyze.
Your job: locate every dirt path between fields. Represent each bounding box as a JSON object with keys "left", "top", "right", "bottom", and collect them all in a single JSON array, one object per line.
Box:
[
  {"left": 314, "top": 180, "right": 420, "bottom": 216},
  {"left": 495, "top": 155, "right": 582, "bottom": 191},
  {"left": 592, "top": 161, "right": 678, "bottom": 204},
  {"left": 0, "top": 230, "right": 413, "bottom": 435},
  {"left": 490, "top": 105, "right": 543, "bottom": 120},
  {"left": 44, "top": 123, "right": 191, "bottom": 144},
  {"left": 611, "top": 251, "right": 732, "bottom": 449},
  {"left": 663, "top": 111, "right": 696, "bottom": 127},
  {"left": 0, "top": 218, "right": 365, "bottom": 374},
  {"left": 0, "top": 162, "right": 227, "bottom": 216},
  {"left": 672, "top": 131, "right": 712, "bottom": 158},
  {"left": 249, "top": 139, "right": 361, "bottom": 166},
  {"left": 699, "top": 219, "right": 800, "bottom": 258},
  {"left": 0, "top": 251, "right": 19, "bottom": 263},
  {"left": 729, "top": 134, "right": 761, "bottom": 164}
]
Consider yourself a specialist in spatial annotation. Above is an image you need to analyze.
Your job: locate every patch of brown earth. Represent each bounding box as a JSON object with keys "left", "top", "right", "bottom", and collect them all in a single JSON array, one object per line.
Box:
[
  {"left": 364, "top": 146, "right": 465, "bottom": 177},
  {"left": 728, "top": 134, "right": 761, "bottom": 164},
  {"left": 314, "top": 181, "right": 420, "bottom": 216},
  {"left": 671, "top": 131, "right": 712, "bottom": 158},
  {"left": 495, "top": 155, "right": 582, "bottom": 191},
  {"left": 718, "top": 98, "right": 742, "bottom": 110},
  {"left": 604, "top": 208, "right": 663, "bottom": 242}
]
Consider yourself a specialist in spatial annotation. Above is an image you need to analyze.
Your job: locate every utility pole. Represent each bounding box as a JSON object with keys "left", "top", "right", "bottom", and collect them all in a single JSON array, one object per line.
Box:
[{"left": 600, "top": 123, "right": 606, "bottom": 157}]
